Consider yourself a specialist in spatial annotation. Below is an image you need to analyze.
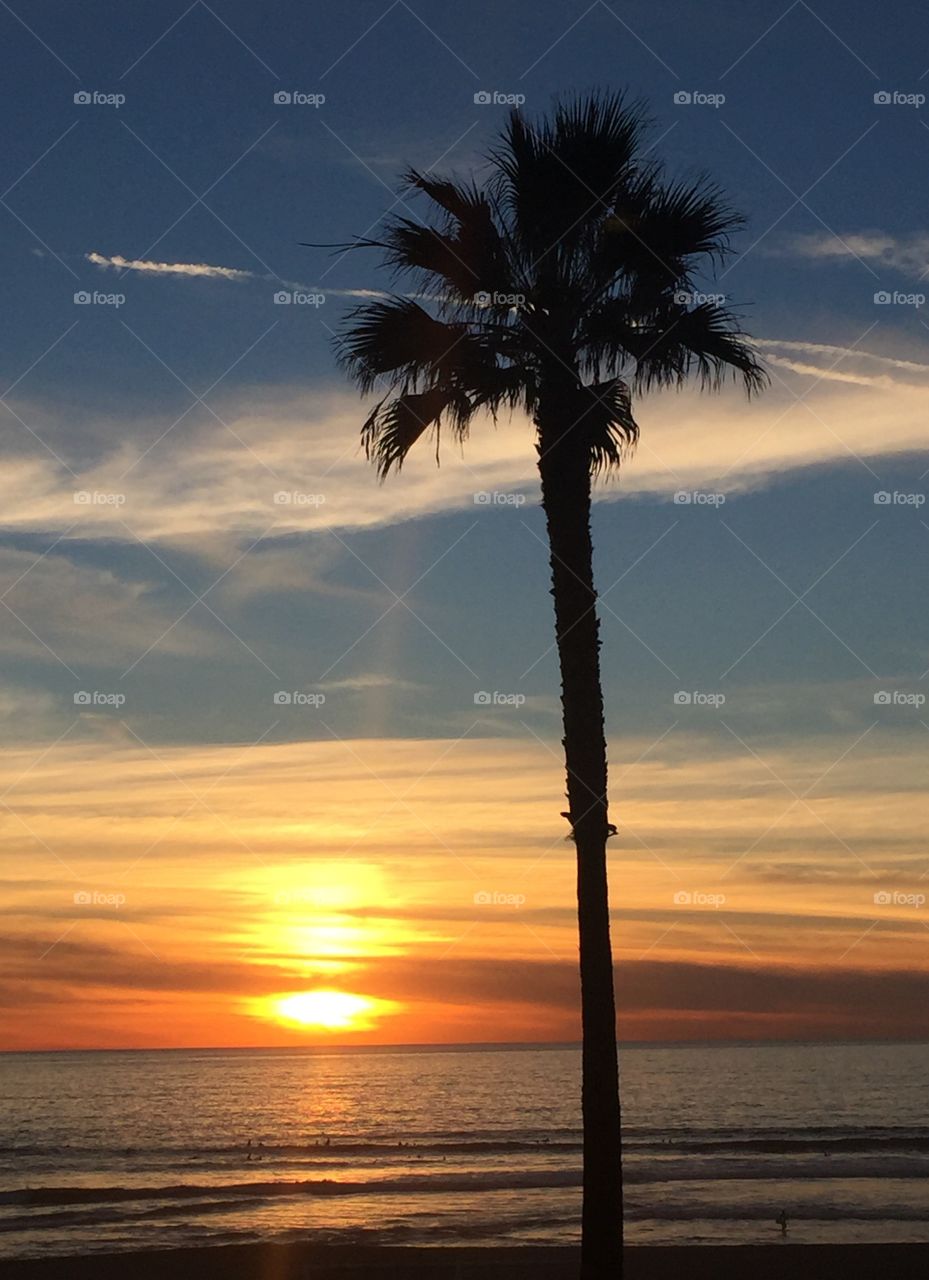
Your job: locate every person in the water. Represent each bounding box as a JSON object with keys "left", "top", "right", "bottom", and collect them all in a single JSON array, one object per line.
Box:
[{"left": 776, "top": 1209, "right": 789, "bottom": 1235}]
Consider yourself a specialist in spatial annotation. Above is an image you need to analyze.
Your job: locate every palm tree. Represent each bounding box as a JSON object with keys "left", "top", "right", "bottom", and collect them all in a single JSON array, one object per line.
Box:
[{"left": 330, "top": 92, "right": 765, "bottom": 1278}]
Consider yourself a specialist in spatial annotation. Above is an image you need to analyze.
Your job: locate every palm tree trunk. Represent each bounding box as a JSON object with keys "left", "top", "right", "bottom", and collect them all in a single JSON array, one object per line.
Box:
[{"left": 537, "top": 399, "right": 623, "bottom": 1280}]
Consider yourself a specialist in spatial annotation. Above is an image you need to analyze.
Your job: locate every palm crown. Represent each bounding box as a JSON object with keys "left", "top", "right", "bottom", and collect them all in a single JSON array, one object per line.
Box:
[{"left": 335, "top": 92, "right": 766, "bottom": 477}]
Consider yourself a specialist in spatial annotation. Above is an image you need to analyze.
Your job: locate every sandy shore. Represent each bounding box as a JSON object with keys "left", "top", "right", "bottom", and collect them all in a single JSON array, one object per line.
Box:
[{"left": 4, "top": 1242, "right": 929, "bottom": 1279}]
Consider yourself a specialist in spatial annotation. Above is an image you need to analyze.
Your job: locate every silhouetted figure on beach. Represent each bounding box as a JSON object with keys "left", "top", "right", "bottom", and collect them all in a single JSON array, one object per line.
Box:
[{"left": 776, "top": 1209, "right": 789, "bottom": 1235}]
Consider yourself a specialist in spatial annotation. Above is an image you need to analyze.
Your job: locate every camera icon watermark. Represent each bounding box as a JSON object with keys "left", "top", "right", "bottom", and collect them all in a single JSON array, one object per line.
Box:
[
  {"left": 273, "top": 491, "right": 326, "bottom": 506},
  {"left": 873, "top": 90, "right": 924, "bottom": 107},
  {"left": 74, "top": 290, "right": 125, "bottom": 308},
  {"left": 73, "top": 490, "right": 126, "bottom": 506},
  {"left": 873, "top": 290, "right": 925, "bottom": 307},
  {"left": 873, "top": 690, "right": 925, "bottom": 707},
  {"left": 274, "top": 290, "right": 325, "bottom": 306},
  {"left": 473, "top": 290, "right": 526, "bottom": 308},
  {"left": 873, "top": 490, "right": 924, "bottom": 506},
  {"left": 473, "top": 889, "right": 526, "bottom": 906},
  {"left": 873, "top": 889, "right": 925, "bottom": 907},
  {"left": 673, "top": 691, "right": 726, "bottom": 707},
  {"left": 474, "top": 690, "right": 526, "bottom": 707},
  {"left": 74, "top": 90, "right": 125, "bottom": 108},
  {"left": 673, "top": 290, "right": 727, "bottom": 306},
  {"left": 473, "top": 91, "right": 525, "bottom": 106},
  {"left": 473, "top": 490, "right": 526, "bottom": 507},
  {"left": 73, "top": 889, "right": 126, "bottom": 907},
  {"left": 673, "top": 490, "right": 726, "bottom": 506},
  {"left": 673, "top": 889, "right": 726, "bottom": 908},
  {"left": 273, "top": 91, "right": 325, "bottom": 107},
  {"left": 273, "top": 691, "right": 326, "bottom": 707},
  {"left": 673, "top": 90, "right": 725, "bottom": 108},
  {"left": 74, "top": 690, "right": 125, "bottom": 708}
]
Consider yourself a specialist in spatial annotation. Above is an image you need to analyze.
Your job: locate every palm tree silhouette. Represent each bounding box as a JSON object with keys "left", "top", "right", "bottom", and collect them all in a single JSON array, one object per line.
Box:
[{"left": 331, "top": 91, "right": 765, "bottom": 1278}]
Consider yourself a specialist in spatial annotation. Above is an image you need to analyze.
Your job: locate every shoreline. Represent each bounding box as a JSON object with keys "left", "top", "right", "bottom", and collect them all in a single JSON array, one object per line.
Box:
[{"left": 4, "top": 1242, "right": 929, "bottom": 1279}]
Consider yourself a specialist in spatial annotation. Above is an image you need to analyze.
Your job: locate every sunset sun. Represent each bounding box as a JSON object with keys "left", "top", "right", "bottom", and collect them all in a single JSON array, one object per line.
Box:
[{"left": 271, "top": 990, "right": 389, "bottom": 1031}]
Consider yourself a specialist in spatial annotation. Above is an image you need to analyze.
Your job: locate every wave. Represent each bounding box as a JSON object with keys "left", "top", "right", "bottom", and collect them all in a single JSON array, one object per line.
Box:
[
  {"left": 4, "top": 1156, "right": 929, "bottom": 1216},
  {"left": 4, "top": 1125, "right": 929, "bottom": 1161},
  {"left": 0, "top": 1139, "right": 582, "bottom": 1161}
]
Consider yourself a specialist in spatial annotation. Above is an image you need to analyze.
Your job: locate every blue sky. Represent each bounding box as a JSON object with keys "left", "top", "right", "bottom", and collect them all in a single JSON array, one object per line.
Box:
[
  {"left": 1, "top": 0, "right": 929, "bottom": 1046},
  {"left": 1, "top": 0, "right": 927, "bottom": 747}
]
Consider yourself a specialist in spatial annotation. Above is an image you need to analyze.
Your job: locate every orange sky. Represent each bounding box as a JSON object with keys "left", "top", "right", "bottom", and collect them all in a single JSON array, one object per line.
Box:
[{"left": 2, "top": 730, "right": 927, "bottom": 1050}]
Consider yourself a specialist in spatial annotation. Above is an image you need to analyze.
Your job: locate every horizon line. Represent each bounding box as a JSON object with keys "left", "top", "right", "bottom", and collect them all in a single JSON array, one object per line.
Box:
[{"left": 4, "top": 1035, "right": 929, "bottom": 1057}]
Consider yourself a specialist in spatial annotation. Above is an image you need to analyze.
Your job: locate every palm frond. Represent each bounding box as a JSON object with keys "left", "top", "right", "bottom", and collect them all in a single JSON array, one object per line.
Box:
[
  {"left": 592, "top": 171, "right": 743, "bottom": 294},
  {"left": 394, "top": 170, "right": 516, "bottom": 306},
  {"left": 635, "top": 302, "right": 767, "bottom": 394},
  {"left": 335, "top": 298, "right": 470, "bottom": 393},
  {"left": 490, "top": 91, "right": 648, "bottom": 259},
  {"left": 362, "top": 386, "right": 471, "bottom": 478},
  {"left": 328, "top": 90, "right": 766, "bottom": 477},
  {"left": 582, "top": 378, "right": 639, "bottom": 473}
]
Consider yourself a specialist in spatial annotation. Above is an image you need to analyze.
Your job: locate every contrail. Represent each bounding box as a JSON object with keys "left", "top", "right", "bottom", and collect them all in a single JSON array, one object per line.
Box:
[
  {"left": 85, "top": 252, "right": 385, "bottom": 299},
  {"left": 756, "top": 338, "right": 929, "bottom": 375}
]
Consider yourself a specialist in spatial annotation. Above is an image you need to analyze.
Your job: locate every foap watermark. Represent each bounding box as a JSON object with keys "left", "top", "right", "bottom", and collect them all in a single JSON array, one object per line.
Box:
[
  {"left": 474, "top": 490, "right": 525, "bottom": 507},
  {"left": 274, "top": 691, "right": 326, "bottom": 707},
  {"left": 273, "top": 491, "right": 326, "bottom": 506},
  {"left": 874, "top": 290, "right": 925, "bottom": 307},
  {"left": 274, "top": 290, "right": 325, "bottom": 306},
  {"left": 874, "top": 889, "right": 925, "bottom": 908},
  {"left": 873, "top": 490, "right": 924, "bottom": 507},
  {"left": 473, "top": 890, "right": 526, "bottom": 906},
  {"left": 873, "top": 90, "right": 925, "bottom": 107},
  {"left": 474, "top": 91, "right": 525, "bottom": 106},
  {"left": 74, "top": 490, "right": 125, "bottom": 506},
  {"left": 674, "top": 290, "right": 727, "bottom": 306},
  {"left": 74, "top": 290, "right": 125, "bottom": 308},
  {"left": 674, "top": 691, "right": 725, "bottom": 707},
  {"left": 74, "top": 89, "right": 125, "bottom": 108},
  {"left": 674, "top": 490, "right": 726, "bottom": 506},
  {"left": 673, "top": 90, "right": 725, "bottom": 108},
  {"left": 74, "top": 889, "right": 126, "bottom": 907},
  {"left": 474, "top": 290, "right": 525, "bottom": 308},
  {"left": 474, "top": 690, "right": 526, "bottom": 707},
  {"left": 273, "top": 90, "right": 325, "bottom": 107},
  {"left": 74, "top": 690, "right": 125, "bottom": 708},
  {"left": 873, "top": 690, "right": 925, "bottom": 707},
  {"left": 673, "top": 890, "right": 726, "bottom": 908}
]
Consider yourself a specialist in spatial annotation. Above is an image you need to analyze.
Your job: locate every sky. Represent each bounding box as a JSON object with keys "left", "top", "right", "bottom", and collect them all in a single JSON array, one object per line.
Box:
[{"left": 1, "top": 0, "right": 928, "bottom": 1049}]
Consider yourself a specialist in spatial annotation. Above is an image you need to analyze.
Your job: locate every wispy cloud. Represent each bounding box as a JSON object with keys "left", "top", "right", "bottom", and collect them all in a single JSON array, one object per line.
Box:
[
  {"left": 756, "top": 339, "right": 929, "bottom": 388},
  {"left": 782, "top": 231, "right": 929, "bottom": 278},
  {"left": 86, "top": 251, "right": 384, "bottom": 299},
  {"left": 86, "top": 252, "right": 253, "bottom": 282},
  {"left": 2, "top": 358, "right": 928, "bottom": 548},
  {"left": 755, "top": 338, "right": 929, "bottom": 375}
]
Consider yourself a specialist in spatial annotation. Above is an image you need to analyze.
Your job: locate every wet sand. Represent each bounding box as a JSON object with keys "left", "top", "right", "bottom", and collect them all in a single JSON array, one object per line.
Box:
[{"left": 4, "top": 1241, "right": 929, "bottom": 1279}]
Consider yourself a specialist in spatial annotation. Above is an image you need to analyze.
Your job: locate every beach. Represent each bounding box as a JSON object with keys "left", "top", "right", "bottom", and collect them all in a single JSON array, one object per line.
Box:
[
  {"left": 5, "top": 1242, "right": 929, "bottom": 1280},
  {"left": 2, "top": 1044, "right": 928, "bottom": 1260}
]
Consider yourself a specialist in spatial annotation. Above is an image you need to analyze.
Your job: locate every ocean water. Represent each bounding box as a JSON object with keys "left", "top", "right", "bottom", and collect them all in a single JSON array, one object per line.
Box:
[{"left": 0, "top": 1041, "right": 927, "bottom": 1259}]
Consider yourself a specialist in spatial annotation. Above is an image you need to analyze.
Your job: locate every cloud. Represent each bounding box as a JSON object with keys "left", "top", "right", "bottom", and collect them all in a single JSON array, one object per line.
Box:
[
  {"left": 86, "top": 252, "right": 254, "bottom": 282},
  {"left": 321, "top": 673, "right": 428, "bottom": 692},
  {"left": 86, "top": 251, "right": 385, "bottom": 300},
  {"left": 1, "top": 731, "right": 926, "bottom": 1046},
  {"left": 0, "top": 360, "right": 926, "bottom": 550},
  {"left": 755, "top": 339, "right": 929, "bottom": 376},
  {"left": 782, "top": 231, "right": 929, "bottom": 278},
  {"left": 0, "top": 546, "right": 216, "bottom": 671}
]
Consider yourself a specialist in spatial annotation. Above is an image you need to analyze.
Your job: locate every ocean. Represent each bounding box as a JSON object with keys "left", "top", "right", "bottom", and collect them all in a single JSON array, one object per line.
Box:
[{"left": 1, "top": 1041, "right": 927, "bottom": 1259}]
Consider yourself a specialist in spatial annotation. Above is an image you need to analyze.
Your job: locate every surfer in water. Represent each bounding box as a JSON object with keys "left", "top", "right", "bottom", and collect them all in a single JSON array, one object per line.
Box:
[{"left": 776, "top": 1209, "right": 789, "bottom": 1235}]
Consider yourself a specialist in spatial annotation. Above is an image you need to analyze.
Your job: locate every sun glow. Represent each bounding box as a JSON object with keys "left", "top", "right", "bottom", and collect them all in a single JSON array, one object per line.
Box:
[{"left": 271, "top": 989, "right": 390, "bottom": 1031}]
